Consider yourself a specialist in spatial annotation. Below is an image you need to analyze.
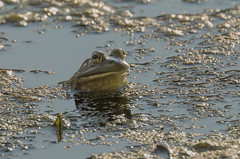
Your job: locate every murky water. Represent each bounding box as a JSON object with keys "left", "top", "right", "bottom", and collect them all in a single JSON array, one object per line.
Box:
[{"left": 1, "top": 0, "right": 240, "bottom": 158}]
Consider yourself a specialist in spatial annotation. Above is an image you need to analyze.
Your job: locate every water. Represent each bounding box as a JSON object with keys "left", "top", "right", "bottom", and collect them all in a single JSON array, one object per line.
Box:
[{"left": 1, "top": 0, "right": 240, "bottom": 158}]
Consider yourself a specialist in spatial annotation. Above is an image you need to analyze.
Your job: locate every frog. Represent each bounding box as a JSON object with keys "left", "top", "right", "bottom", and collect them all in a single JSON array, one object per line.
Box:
[{"left": 65, "top": 48, "right": 130, "bottom": 92}]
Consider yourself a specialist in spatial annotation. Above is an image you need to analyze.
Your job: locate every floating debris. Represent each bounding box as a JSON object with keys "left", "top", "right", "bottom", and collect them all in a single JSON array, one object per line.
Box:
[
  {"left": 30, "top": 69, "right": 56, "bottom": 74},
  {"left": 152, "top": 142, "right": 170, "bottom": 158},
  {"left": 1, "top": 0, "right": 240, "bottom": 158},
  {"left": 54, "top": 113, "right": 64, "bottom": 142},
  {"left": 0, "top": 71, "right": 66, "bottom": 156},
  {"left": 0, "top": 68, "right": 25, "bottom": 72},
  {"left": 193, "top": 142, "right": 222, "bottom": 152}
]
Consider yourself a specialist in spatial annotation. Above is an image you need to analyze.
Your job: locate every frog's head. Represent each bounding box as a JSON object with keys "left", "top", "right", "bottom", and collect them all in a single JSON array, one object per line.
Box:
[
  {"left": 78, "top": 48, "right": 129, "bottom": 77},
  {"left": 67, "top": 48, "right": 130, "bottom": 91}
]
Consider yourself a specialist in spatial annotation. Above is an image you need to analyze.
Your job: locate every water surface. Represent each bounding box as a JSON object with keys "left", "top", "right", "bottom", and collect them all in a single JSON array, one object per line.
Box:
[{"left": 1, "top": 0, "right": 240, "bottom": 158}]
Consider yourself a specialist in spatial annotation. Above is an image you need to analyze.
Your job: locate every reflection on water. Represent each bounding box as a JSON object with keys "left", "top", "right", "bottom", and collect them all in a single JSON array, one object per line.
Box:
[{"left": 73, "top": 91, "right": 132, "bottom": 127}]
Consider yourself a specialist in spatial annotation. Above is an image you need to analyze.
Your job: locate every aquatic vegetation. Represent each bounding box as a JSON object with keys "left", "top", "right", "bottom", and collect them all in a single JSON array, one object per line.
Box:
[
  {"left": 30, "top": 69, "right": 55, "bottom": 74},
  {"left": 0, "top": 70, "right": 66, "bottom": 157},
  {"left": 1, "top": 0, "right": 240, "bottom": 158},
  {"left": 6, "top": 14, "right": 28, "bottom": 23},
  {"left": 87, "top": 3, "right": 240, "bottom": 158},
  {"left": 0, "top": 0, "right": 116, "bottom": 33}
]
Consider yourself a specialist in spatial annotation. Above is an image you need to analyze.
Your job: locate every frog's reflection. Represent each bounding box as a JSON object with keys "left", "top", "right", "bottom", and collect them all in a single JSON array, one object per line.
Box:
[{"left": 73, "top": 91, "right": 132, "bottom": 127}]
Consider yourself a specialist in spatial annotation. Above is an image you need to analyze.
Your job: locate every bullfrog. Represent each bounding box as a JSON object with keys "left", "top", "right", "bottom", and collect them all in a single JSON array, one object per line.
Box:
[{"left": 65, "top": 48, "right": 130, "bottom": 91}]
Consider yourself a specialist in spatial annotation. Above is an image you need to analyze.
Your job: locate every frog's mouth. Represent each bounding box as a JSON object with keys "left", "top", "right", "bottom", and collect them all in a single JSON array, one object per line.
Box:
[
  {"left": 78, "top": 60, "right": 130, "bottom": 79},
  {"left": 78, "top": 70, "right": 129, "bottom": 82},
  {"left": 72, "top": 70, "right": 129, "bottom": 91}
]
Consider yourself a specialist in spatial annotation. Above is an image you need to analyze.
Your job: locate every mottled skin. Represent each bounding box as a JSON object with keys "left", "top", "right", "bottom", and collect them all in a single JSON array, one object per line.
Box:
[{"left": 66, "top": 48, "right": 130, "bottom": 91}]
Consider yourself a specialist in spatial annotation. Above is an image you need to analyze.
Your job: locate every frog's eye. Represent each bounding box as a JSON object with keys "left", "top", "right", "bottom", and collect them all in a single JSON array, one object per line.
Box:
[
  {"left": 92, "top": 54, "right": 99, "bottom": 60},
  {"left": 121, "top": 50, "right": 126, "bottom": 59},
  {"left": 92, "top": 51, "right": 105, "bottom": 63},
  {"left": 110, "top": 48, "right": 126, "bottom": 60}
]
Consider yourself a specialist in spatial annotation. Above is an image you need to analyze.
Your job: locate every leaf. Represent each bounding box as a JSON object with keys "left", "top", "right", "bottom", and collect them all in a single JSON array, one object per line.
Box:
[{"left": 55, "top": 113, "right": 63, "bottom": 131}]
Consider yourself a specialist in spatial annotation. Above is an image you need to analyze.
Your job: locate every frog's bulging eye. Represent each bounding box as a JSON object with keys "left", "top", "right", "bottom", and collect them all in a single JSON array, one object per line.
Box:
[
  {"left": 92, "top": 51, "right": 105, "bottom": 63},
  {"left": 121, "top": 50, "right": 126, "bottom": 59},
  {"left": 92, "top": 54, "right": 99, "bottom": 60},
  {"left": 110, "top": 48, "right": 126, "bottom": 60}
]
